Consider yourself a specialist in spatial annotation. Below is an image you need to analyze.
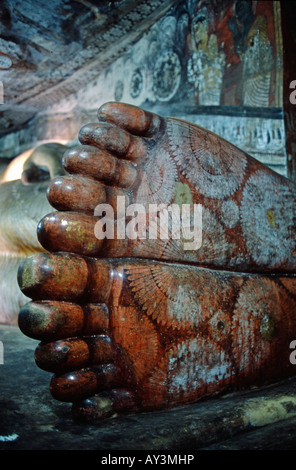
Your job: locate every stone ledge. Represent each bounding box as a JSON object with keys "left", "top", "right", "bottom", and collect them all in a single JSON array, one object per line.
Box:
[{"left": 1, "top": 325, "right": 296, "bottom": 451}]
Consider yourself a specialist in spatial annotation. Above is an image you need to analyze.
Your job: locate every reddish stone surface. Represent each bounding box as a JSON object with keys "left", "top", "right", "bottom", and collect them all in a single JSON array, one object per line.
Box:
[{"left": 18, "top": 102, "right": 296, "bottom": 420}]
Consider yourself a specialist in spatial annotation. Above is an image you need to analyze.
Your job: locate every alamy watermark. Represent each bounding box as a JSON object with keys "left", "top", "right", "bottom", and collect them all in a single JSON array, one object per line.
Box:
[
  {"left": 289, "top": 80, "right": 296, "bottom": 105},
  {"left": 290, "top": 340, "right": 296, "bottom": 364},
  {"left": 0, "top": 341, "right": 3, "bottom": 364},
  {"left": 0, "top": 81, "right": 3, "bottom": 105},
  {"left": 94, "top": 196, "right": 203, "bottom": 251}
]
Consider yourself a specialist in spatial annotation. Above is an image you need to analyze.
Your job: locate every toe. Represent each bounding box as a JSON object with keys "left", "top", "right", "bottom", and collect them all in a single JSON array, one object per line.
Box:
[
  {"left": 17, "top": 252, "right": 89, "bottom": 301},
  {"left": 37, "top": 207, "right": 131, "bottom": 257},
  {"left": 34, "top": 335, "right": 114, "bottom": 373},
  {"left": 18, "top": 301, "right": 85, "bottom": 341},
  {"left": 72, "top": 389, "right": 137, "bottom": 421},
  {"left": 47, "top": 175, "right": 107, "bottom": 214},
  {"left": 78, "top": 122, "right": 147, "bottom": 161},
  {"left": 17, "top": 253, "right": 111, "bottom": 303},
  {"left": 98, "top": 102, "right": 162, "bottom": 138},
  {"left": 18, "top": 301, "right": 109, "bottom": 341},
  {"left": 50, "top": 364, "right": 120, "bottom": 402},
  {"left": 63, "top": 146, "right": 137, "bottom": 188},
  {"left": 37, "top": 211, "right": 102, "bottom": 256}
]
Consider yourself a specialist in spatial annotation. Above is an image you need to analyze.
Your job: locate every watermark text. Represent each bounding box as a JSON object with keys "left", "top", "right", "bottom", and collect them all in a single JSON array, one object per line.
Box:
[
  {"left": 0, "top": 341, "right": 3, "bottom": 364},
  {"left": 101, "top": 454, "right": 195, "bottom": 466},
  {"left": 94, "top": 196, "right": 202, "bottom": 251},
  {"left": 289, "top": 80, "right": 296, "bottom": 105},
  {"left": 0, "top": 81, "right": 3, "bottom": 104},
  {"left": 290, "top": 340, "right": 296, "bottom": 364}
]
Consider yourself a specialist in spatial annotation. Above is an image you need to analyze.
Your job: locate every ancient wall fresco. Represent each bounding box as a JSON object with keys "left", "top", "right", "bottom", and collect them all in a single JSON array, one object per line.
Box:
[
  {"left": 36, "top": 0, "right": 287, "bottom": 178},
  {"left": 66, "top": 1, "right": 281, "bottom": 108},
  {"left": 0, "top": 1, "right": 291, "bottom": 179}
]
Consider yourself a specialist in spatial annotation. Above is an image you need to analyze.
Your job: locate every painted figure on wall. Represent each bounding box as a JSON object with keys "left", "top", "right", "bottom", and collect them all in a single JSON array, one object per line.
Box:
[
  {"left": 228, "top": 1, "right": 274, "bottom": 107},
  {"left": 187, "top": 6, "right": 226, "bottom": 105},
  {"left": 242, "top": 14, "right": 273, "bottom": 107}
]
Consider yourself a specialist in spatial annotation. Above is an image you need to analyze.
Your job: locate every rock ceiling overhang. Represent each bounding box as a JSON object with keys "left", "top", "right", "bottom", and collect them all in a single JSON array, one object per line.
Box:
[{"left": 0, "top": 0, "right": 179, "bottom": 139}]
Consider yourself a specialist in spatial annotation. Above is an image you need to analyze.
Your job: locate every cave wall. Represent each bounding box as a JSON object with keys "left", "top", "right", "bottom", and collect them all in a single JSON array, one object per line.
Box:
[
  {"left": 281, "top": 1, "right": 296, "bottom": 181},
  {"left": 0, "top": 0, "right": 294, "bottom": 180}
]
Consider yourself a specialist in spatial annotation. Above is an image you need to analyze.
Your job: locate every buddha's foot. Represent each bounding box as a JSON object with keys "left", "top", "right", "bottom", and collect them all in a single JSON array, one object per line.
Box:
[
  {"left": 38, "top": 102, "right": 296, "bottom": 273},
  {"left": 18, "top": 253, "right": 296, "bottom": 421}
]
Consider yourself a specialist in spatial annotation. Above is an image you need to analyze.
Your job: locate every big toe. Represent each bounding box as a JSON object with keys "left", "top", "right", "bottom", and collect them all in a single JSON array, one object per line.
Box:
[{"left": 17, "top": 253, "right": 112, "bottom": 303}]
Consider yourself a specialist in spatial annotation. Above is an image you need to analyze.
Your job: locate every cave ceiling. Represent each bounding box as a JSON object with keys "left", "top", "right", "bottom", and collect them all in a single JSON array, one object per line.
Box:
[{"left": 0, "top": 0, "right": 179, "bottom": 139}]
